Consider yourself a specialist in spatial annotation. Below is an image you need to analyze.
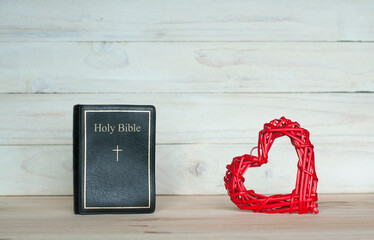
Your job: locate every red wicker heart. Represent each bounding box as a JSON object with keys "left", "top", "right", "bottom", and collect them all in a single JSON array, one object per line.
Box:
[{"left": 224, "top": 117, "right": 318, "bottom": 214}]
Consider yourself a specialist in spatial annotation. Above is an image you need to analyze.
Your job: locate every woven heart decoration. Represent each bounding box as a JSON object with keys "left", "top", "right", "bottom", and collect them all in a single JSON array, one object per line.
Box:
[{"left": 224, "top": 117, "right": 318, "bottom": 214}]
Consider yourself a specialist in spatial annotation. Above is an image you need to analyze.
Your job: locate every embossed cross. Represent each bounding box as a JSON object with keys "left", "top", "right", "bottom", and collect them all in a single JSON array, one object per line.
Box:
[{"left": 112, "top": 145, "right": 123, "bottom": 162}]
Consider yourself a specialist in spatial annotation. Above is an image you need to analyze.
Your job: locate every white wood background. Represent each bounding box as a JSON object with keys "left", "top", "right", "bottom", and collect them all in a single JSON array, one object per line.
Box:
[{"left": 0, "top": 0, "right": 373, "bottom": 195}]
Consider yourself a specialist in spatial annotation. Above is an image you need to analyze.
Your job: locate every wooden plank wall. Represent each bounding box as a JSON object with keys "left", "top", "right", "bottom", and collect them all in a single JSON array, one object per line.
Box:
[{"left": 0, "top": 0, "right": 373, "bottom": 195}]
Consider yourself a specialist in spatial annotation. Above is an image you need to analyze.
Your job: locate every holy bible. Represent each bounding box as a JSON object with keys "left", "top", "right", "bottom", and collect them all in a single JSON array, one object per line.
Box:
[{"left": 73, "top": 105, "right": 156, "bottom": 214}]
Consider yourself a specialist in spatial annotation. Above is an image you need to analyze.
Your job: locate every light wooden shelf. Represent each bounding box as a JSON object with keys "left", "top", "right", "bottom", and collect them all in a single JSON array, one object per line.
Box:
[{"left": 1, "top": 194, "right": 373, "bottom": 239}]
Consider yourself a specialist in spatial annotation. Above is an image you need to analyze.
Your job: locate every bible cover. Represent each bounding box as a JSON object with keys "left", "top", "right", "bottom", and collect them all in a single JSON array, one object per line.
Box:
[{"left": 73, "top": 105, "right": 156, "bottom": 214}]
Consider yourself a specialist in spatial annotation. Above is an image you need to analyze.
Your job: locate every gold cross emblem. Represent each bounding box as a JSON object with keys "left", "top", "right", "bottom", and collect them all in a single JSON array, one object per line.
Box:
[{"left": 112, "top": 145, "right": 123, "bottom": 162}]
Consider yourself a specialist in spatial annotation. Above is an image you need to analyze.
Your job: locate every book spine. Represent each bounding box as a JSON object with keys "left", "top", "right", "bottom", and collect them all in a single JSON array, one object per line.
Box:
[{"left": 73, "top": 105, "right": 81, "bottom": 214}]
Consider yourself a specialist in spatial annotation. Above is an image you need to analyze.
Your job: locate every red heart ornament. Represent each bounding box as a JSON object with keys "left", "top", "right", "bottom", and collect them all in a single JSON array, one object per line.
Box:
[{"left": 224, "top": 117, "right": 318, "bottom": 214}]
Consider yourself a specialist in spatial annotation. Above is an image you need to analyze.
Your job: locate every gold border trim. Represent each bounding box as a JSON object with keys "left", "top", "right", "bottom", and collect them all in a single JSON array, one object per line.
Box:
[{"left": 84, "top": 110, "right": 151, "bottom": 209}]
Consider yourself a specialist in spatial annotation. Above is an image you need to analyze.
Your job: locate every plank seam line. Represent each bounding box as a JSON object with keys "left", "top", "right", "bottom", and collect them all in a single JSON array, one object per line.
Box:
[
  {"left": 1, "top": 91, "right": 373, "bottom": 95},
  {"left": 0, "top": 40, "right": 373, "bottom": 43},
  {"left": 0, "top": 143, "right": 259, "bottom": 147}
]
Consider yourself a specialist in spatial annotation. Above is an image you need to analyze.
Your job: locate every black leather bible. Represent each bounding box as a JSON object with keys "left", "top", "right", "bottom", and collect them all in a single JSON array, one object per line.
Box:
[{"left": 73, "top": 105, "right": 156, "bottom": 214}]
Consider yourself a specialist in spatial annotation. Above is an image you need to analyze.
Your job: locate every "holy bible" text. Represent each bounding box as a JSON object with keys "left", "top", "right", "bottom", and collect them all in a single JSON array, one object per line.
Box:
[{"left": 94, "top": 123, "right": 141, "bottom": 134}]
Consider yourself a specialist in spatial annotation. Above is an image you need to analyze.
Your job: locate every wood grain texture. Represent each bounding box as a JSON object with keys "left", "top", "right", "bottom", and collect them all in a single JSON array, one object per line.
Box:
[
  {"left": 1, "top": 143, "right": 373, "bottom": 195},
  {"left": 1, "top": 0, "right": 374, "bottom": 42},
  {"left": 0, "top": 93, "right": 372, "bottom": 145},
  {"left": 1, "top": 42, "right": 373, "bottom": 93},
  {"left": 0, "top": 195, "right": 373, "bottom": 240}
]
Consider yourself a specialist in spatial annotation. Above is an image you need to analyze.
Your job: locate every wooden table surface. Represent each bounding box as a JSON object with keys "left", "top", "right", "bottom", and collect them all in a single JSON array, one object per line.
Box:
[{"left": 1, "top": 194, "right": 373, "bottom": 240}]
